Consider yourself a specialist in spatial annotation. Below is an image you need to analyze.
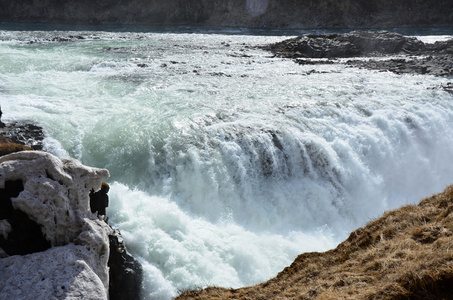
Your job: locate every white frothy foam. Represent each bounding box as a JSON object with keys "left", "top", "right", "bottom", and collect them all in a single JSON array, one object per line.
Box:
[{"left": 108, "top": 182, "right": 335, "bottom": 299}]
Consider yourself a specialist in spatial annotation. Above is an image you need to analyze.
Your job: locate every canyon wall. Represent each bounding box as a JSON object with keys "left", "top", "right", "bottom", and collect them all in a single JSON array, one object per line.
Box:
[{"left": 0, "top": 0, "right": 452, "bottom": 29}]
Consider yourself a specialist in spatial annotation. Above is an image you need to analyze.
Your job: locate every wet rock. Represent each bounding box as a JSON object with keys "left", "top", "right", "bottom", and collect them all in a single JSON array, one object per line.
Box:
[
  {"left": 265, "top": 31, "right": 453, "bottom": 77},
  {"left": 108, "top": 229, "right": 143, "bottom": 300},
  {"left": 265, "top": 31, "right": 427, "bottom": 59},
  {"left": 0, "top": 121, "right": 44, "bottom": 150}
]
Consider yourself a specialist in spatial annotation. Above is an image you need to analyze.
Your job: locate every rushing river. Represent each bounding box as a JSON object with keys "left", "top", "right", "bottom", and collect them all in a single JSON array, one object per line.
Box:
[{"left": 1, "top": 25, "right": 453, "bottom": 299}]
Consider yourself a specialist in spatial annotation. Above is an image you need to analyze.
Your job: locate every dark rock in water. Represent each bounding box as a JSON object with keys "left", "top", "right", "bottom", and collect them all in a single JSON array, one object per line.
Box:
[
  {"left": 346, "top": 55, "right": 453, "bottom": 77},
  {"left": 108, "top": 229, "right": 143, "bottom": 300},
  {"left": 0, "top": 107, "right": 44, "bottom": 150},
  {"left": 265, "top": 31, "right": 453, "bottom": 78},
  {"left": 265, "top": 31, "right": 427, "bottom": 59},
  {"left": 431, "top": 82, "right": 453, "bottom": 94},
  {"left": 0, "top": 122, "right": 44, "bottom": 150}
]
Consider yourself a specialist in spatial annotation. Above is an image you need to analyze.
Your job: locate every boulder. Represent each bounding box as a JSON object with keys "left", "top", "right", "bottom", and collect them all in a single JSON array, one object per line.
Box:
[{"left": 265, "top": 31, "right": 427, "bottom": 59}]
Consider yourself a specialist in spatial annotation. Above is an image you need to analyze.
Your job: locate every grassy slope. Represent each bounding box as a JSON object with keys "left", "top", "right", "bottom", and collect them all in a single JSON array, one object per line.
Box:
[{"left": 177, "top": 186, "right": 453, "bottom": 299}]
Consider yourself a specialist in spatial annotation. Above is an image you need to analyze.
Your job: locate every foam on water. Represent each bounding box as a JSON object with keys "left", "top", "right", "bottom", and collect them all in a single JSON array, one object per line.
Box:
[
  {"left": 1, "top": 28, "right": 453, "bottom": 298},
  {"left": 109, "top": 182, "right": 334, "bottom": 299}
]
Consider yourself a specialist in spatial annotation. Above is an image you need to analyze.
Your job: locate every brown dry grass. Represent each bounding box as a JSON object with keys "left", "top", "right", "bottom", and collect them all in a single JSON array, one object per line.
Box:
[
  {"left": 176, "top": 185, "right": 453, "bottom": 300},
  {"left": 0, "top": 135, "right": 9, "bottom": 144},
  {"left": 0, "top": 142, "right": 32, "bottom": 156}
]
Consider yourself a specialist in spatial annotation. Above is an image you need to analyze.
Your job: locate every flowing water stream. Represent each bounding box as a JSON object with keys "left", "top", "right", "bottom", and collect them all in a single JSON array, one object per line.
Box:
[{"left": 1, "top": 25, "right": 453, "bottom": 299}]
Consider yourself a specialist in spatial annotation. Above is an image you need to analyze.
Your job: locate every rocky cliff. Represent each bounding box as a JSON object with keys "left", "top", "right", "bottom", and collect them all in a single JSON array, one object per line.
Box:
[
  {"left": 0, "top": 151, "right": 111, "bottom": 299},
  {"left": 0, "top": 0, "right": 452, "bottom": 29},
  {"left": 0, "top": 115, "right": 142, "bottom": 300}
]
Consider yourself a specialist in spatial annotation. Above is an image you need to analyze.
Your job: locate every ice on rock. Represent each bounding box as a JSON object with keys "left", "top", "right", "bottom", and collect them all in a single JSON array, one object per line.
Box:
[{"left": 0, "top": 151, "right": 111, "bottom": 300}]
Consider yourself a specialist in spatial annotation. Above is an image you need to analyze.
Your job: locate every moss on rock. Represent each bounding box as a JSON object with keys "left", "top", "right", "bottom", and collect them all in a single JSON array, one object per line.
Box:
[{"left": 0, "top": 143, "right": 33, "bottom": 157}]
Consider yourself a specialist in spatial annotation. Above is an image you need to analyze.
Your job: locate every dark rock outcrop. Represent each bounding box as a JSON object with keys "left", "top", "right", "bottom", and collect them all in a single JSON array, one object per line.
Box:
[
  {"left": 0, "top": 0, "right": 452, "bottom": 29},
  {"left": 108, "top": 229, "right": 143, "bottom": 300},
  {"left": 0, "top": 106, "right": 44, "bottom": 151},
  {"left": 265, "top": 31, "right": 427, "bottom": 58},
  {"left": 265, "top": 31, "right": 453, "bottom": 77},
  {"left": 0, "top": 122, "right": 44, "bottom": 150},
  {"left": 88, "top": 183, "right": 143, "bottom": 300}
]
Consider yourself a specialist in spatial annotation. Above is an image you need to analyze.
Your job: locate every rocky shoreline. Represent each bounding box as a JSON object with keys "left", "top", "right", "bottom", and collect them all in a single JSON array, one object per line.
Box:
[
  {"left": 264, "top": 31, "right": 453, "bottom": 79},
  {"left": 0, "top": 116, "right": 142, "bottom": 300}
]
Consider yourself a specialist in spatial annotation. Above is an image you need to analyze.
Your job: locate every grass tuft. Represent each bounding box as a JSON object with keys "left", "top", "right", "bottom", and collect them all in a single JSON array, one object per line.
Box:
[{"left": 0, "top": 142, "right": 33, "bottom": 157}]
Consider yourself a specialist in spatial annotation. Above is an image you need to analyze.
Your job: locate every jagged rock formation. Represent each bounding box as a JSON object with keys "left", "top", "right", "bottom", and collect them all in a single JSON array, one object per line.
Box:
[
  {"left": 177, "top": 185, "right": 453, "bottom": 299},
  {"left": 0, "top": 122, "right": 44, "bottom": 151},
  {"left": 265, "top": 31, "right": 453, "bottom": 77},
  {"left": 0, "top": 110, "right": 143, "bottom": 299},
  {"left": 265, "top": 31, "right": 427, "bottom": 58},
  {"left": 0, "top": 0, "right": 452, "bottom": 29},
  {"left": 0, "top": 150, "right": 143, "bottom": 300},
  {"left": 0, "top": 151, "right": 111, "bottom": 299},
  {"left": 0, "top": 108, "right": 43, "bottom": 151},
  {"left": 109, "top": 229, "right": 143, "bottom": 300}
]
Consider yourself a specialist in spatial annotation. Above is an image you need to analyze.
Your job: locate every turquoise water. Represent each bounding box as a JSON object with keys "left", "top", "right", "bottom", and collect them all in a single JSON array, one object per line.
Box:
[{"left": 1, "top": 26, "right": 453, "bottom": 299}]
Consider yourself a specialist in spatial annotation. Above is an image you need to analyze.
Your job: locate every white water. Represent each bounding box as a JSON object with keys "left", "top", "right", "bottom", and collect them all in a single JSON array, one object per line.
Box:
[{"left": 1, "top": 27, "right": 453, "bottom": 299}]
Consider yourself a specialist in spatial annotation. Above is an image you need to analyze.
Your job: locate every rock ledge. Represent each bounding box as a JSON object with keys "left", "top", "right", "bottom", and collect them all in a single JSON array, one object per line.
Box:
[
  {"left": 265, "top": 31, "right": 453, "bottom": 77},
  {"left": 0, "top": 151, "right": 142, "bottom": 300}
]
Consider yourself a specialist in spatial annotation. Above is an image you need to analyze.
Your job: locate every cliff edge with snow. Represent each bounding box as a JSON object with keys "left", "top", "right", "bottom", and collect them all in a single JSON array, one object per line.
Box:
[{"left": 0, "top": 151, "right": 111, "bottom": 299}]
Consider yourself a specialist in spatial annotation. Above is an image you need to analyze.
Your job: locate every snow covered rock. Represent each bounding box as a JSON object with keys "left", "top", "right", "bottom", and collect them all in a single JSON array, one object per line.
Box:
[{"left": 0, "top": 151, "right": 111, "bottom": 300}]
